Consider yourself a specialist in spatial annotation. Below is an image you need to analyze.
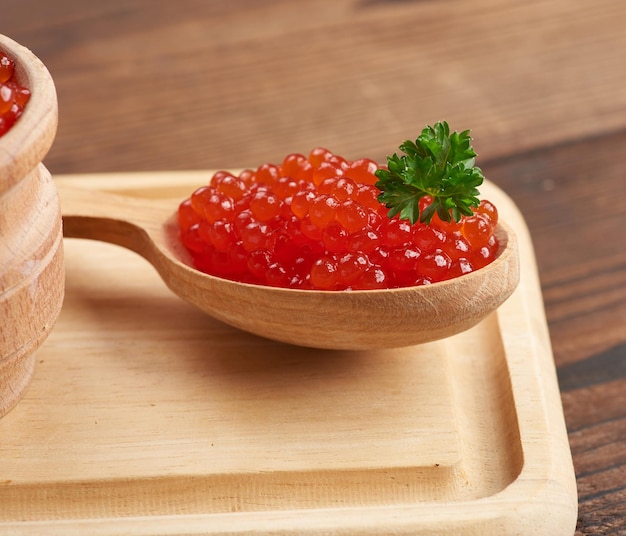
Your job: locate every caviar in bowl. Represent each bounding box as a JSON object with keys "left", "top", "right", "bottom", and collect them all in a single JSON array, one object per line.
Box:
[{"left": 169, "top": 147, "right": 519, "bottom": 349}]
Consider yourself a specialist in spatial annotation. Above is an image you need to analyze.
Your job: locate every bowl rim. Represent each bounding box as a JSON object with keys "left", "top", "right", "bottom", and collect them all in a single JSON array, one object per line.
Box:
[{"left": 0, "top": 34, "right": 57, "bottom": 195}]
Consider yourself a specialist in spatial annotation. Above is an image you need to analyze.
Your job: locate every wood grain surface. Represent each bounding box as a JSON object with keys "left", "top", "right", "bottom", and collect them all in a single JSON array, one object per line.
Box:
[{"left": 3, "top": 0, "right": 626, "bottom": 533}]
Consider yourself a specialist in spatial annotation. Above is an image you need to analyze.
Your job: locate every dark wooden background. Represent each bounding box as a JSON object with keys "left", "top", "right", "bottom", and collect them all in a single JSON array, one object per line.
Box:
[{"left": 4, "top": 0, "right": 625, "bottom": 533}]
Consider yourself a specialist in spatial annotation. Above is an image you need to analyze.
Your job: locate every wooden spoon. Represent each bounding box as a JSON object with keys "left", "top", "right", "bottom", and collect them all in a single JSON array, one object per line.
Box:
[{"left": 58, "top": 183, "right": 519, "bottom": 350}]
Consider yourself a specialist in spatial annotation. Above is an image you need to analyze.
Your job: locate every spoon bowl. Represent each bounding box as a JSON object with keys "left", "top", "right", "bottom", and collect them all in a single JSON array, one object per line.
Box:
[{"left": 59, "top": 183, "right": 519, "bottom": 350}]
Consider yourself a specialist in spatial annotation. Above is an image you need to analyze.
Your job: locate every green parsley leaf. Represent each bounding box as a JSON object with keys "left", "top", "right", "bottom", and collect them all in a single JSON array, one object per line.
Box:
[{"left": 375, "top": 121, "right": 485, "bottom": 224}]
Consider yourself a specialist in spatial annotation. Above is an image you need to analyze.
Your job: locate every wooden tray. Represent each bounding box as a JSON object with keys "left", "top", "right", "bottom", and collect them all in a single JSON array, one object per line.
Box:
[{"left": 0, "top": 172, "right": 578, "bottom": 535}]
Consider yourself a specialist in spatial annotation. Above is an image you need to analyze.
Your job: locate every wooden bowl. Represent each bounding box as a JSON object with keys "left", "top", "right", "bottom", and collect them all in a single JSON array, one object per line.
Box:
[{"left": 0, "top": 35, "right": 61, "bottom": 418}]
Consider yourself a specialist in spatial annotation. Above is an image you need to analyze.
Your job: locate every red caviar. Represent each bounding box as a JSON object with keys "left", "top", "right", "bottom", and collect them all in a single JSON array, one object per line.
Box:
[
  {"left": 178, "top": 150, "right": 499, "bottom": 290},
  {"left": 0, "top": 51, "right": 31, "bottom": 137}
]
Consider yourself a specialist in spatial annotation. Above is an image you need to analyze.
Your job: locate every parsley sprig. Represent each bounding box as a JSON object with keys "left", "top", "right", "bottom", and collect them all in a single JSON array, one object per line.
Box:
[{"left": 375, "top": 121, "right": 485, "bottom": 224}]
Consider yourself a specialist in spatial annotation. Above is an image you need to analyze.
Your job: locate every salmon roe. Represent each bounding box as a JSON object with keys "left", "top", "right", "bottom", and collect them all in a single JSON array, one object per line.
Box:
[
  {"left": 178, "top": 149, "right": 499, "bottom": 290},
  {"left": 0, "top": 51, "right": 31, "bottom": 137}
]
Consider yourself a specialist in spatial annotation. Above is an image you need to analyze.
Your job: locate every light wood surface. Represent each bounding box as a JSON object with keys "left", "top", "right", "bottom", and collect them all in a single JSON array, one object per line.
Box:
[
  {"left": 56, "top": 175, "right": 519, "bottom": 350},
  {"left": 0, "top": 36, "right": 62, "bottom": 418},
  {"left": 3, "top": 0, "right": 626, "bottom": 532},
  {"left": 0, "top": 173, "right": 576, "bottom": 535}
]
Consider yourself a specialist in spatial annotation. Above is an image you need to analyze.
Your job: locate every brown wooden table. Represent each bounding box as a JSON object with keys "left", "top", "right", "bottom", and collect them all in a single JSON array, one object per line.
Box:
[{"left": 4, "top": 0, "right": 625, "bottom": 533}]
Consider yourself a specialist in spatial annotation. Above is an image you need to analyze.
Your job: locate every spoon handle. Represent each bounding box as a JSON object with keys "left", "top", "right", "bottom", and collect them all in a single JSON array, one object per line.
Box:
[{"left": 58, "top": 183, "right": 175, "bottom": 257}]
